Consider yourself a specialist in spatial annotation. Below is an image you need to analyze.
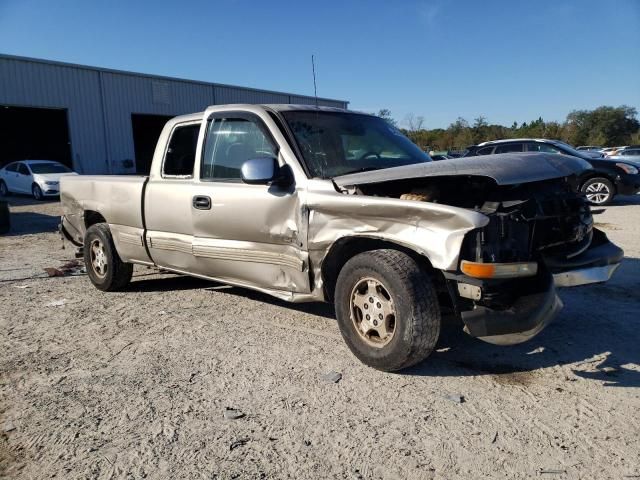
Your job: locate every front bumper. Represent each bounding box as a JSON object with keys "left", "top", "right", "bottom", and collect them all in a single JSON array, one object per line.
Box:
[
  {"left": 458, "top": 271, "right": 563, "bottom": 345},
  {"left": 447, "top": 229, "right": 623, "bottom": 345},
  {"left": 545, "top": 228, "right": 623, "bottom": 287}
]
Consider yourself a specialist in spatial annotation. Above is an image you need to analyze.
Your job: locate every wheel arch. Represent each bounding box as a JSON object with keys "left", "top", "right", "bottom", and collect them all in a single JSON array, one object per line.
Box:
[
  {"left": 320, "top": 236, "right": 436, "bottom": 303},
  {"left": 84, "top": 210, "right": 108, "bottom": 230}
]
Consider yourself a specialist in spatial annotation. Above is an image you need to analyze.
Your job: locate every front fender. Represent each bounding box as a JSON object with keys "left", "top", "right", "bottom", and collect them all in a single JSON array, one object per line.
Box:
[{"left": 306, "top": 191, "right": 488, "bottom": 271}]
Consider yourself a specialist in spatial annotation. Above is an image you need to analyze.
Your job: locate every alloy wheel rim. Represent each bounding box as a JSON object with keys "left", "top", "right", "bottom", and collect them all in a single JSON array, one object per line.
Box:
[
  {"left": 585, "top": 182, "right": 610, "bottom": 204},
  {"left": 90, "top": 239, "right": 108, "bottom": 278},
  {"left": 349, "top": 277, "right": 396, "bottom": 348}
]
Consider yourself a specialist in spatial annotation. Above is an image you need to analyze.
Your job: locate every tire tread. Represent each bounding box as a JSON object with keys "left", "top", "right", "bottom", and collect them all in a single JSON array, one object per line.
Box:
[{"left": 335, "top": 249, "right": 440, "bottom": 371}]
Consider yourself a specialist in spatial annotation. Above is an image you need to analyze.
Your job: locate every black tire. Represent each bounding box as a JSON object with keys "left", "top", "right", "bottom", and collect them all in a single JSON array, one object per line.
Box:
[
  {"left": 334, "top": 249, "right": 441, "bottom": 372},
  {"left": 0, "top": 180, "right": 8, "bottom": 197},
  {"left": 32, "top": 184, "right": 43, "bottom": 201},
  {"left": 83, "top": 223, "right": 133, "bottom": 291},
  {"left": 581, "top": 177, "right": 615, "bottom": 205}
]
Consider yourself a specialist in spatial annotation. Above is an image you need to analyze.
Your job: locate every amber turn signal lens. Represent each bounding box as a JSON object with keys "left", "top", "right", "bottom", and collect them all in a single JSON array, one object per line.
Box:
[{"left": 460, "top": 260, "right": 538, "bottom": 279}]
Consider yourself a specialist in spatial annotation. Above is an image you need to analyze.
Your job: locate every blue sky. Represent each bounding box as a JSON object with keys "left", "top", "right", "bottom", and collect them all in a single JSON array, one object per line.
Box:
[{"left": 1, "top": 0, "right": 638, "bottom": 128}]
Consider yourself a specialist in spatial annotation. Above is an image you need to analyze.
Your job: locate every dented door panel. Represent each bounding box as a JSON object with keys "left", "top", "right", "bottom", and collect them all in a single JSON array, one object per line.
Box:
[{"left": 190, "top": 181, "right": 311, "bottom": 293}]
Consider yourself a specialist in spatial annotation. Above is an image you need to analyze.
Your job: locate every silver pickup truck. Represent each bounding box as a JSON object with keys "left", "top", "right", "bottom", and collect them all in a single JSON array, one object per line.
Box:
[{"left": 61, "top": 104, "right": 623, "bottom": 371}]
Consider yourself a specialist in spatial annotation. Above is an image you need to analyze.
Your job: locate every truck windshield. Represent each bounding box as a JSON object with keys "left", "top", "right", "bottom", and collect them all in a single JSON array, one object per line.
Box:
[{"left": 281, "top": 111, "right": 431, "bottom": 178}]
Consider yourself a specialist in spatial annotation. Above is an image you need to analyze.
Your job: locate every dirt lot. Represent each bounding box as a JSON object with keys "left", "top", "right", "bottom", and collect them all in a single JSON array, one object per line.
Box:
[{"left": 1, "top": 195, "right": 639, "bottom": 480}]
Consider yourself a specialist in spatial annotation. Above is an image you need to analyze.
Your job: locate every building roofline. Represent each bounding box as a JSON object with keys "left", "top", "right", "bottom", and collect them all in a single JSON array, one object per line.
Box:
[{"left": 0, "top": 52, "right": 349, "bottom": 105}]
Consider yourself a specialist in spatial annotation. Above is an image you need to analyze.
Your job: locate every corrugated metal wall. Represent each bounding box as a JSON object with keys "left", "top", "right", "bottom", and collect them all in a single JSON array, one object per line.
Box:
[
  {"left": 0, "top": 56, "right": 109, "bottom": 174},
  {"left": 0, "top": 54, "right": 348, "bottom": 174}
]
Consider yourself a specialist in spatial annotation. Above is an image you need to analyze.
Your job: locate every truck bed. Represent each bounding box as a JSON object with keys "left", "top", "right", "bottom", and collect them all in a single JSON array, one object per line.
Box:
[{"left": 60, "top": 175, "right": 147, "bottom": 246}]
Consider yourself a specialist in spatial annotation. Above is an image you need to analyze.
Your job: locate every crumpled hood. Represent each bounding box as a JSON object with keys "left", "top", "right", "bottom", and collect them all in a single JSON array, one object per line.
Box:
[{"left": 333, "top": 152, "right": 591, "bottom": 188}]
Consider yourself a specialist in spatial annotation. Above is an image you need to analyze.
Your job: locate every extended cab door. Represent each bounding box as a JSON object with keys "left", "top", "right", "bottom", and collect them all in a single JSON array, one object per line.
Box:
[
  {"left": 144, "top": 120, "right": 201, "bottom": 272},
  {"left": 189, "top": 111, "right": 310, "bottom": 294}
]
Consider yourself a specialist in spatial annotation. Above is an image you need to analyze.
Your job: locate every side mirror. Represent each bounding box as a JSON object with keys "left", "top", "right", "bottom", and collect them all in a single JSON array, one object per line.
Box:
[{"left": 241, "top": 157, "right": 292, "bottom": 187}]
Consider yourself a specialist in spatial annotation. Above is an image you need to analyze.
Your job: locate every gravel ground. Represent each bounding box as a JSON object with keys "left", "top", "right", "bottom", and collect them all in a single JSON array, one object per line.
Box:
[{"left": 1, "top": 195, "right": 639, "bottom": 479}]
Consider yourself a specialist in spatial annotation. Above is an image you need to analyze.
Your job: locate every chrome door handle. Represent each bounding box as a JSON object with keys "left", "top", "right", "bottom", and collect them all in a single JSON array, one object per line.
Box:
[{"left": 192, "top": 195, "right": 211, "bottom": 210}]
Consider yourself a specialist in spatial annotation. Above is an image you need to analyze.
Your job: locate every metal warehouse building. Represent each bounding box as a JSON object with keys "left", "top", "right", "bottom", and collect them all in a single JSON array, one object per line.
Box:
[{"left": 0, "top": 54, "right": 348, "bottom": 174}]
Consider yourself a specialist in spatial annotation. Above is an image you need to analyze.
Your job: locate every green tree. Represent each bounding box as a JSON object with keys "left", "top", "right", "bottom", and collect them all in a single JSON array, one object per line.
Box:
[
  {"left": 376, "top": 109, "right": 397, "bottom": 127},
  {"left": 566, "top": 106, "right": 639, "bottom": 146}
]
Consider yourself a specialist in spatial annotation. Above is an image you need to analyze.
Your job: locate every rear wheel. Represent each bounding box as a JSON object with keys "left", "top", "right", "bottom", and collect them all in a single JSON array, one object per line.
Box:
[
  {"left": 334, "top": 249, "right": 441, "bottom": 371},
  {"left": 84, "top": 223, "right": 133, "bottom": 291},
  {"left": 0, "top": 181, "right": 8, "bottom": 197},
  {"left": 581, "top": 177, "right": 614, "bottom": 205},
  {"left": 32, "top": 184, "right": 43, "bottom": 201}
]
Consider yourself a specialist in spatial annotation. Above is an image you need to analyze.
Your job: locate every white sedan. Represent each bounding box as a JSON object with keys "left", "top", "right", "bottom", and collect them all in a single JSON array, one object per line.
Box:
[{"left": 0, "top": 160, "right": 77, "bottom": 200}]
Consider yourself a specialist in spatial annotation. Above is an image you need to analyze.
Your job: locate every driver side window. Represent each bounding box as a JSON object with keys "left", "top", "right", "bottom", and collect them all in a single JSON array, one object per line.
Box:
[
  {"left": 201, "top": 117, "right": 277, "bottom": 182},
  {"left": 17, "top": 164, "right": 30, "bottom": 175}
]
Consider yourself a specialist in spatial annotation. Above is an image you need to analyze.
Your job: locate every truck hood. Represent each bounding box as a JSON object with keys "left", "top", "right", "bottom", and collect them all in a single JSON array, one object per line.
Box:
[{"left": 333, "top": 152, "right": 591, "bottom": 188}]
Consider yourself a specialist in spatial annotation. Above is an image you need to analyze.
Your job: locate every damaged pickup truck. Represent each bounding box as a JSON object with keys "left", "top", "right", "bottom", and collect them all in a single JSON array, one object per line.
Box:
[{"left": 60, "top": 105, "right": 623, "bottom": 371}]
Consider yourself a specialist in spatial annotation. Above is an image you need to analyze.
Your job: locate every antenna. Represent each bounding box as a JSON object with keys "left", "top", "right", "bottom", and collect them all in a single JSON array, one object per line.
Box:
[{"left": 311, "top": 54, "right": 318, "bottom": 107}]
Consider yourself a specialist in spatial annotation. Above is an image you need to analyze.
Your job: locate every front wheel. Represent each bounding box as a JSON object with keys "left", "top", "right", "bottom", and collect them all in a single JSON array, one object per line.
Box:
[
  {"left": 334, "top": 249, "right": 441, "bottom": 371},
  {"left": 581, "top": 177, "right": 614, "bottom": 205},
  {"left": 84, "top": 223, "right": 133, "bottom": 291},
  {"left": 32, "top": 184, "right": 43, "bottom": 201}
]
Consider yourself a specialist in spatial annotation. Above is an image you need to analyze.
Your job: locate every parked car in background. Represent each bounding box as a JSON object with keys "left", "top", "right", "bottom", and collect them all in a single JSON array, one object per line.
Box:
[
  {"left": 428, "top": 150, "right": 452, "bottom": 160},
  {"left": 607, "top": 148, "right": 640, "bottom": 163},
  {"left": 464, "top": 139, "right": 640, "bottom": 204},
  {"left": 576, "top": 146, "right": 603, "bottom": 152},
  {"left": 603, "top": 146, "right": 629, "bottom": 157},
  {"left": 0, "top": 160, "right": 77, "bottom": 200}
]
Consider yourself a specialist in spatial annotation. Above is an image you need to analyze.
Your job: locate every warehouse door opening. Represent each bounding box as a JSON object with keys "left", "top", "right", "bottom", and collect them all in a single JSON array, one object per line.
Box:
[
  {"left": 131, "top": 114, "right": 175, "bottom": 174},
  {"left": 0, "top": 105, "right": 72, "bottom": 169}
]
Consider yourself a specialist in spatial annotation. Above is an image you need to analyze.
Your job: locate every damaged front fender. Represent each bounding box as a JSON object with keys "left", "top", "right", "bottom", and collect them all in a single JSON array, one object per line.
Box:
[{"left": 304, "top": 182, "right": 489, "bottom": 298}]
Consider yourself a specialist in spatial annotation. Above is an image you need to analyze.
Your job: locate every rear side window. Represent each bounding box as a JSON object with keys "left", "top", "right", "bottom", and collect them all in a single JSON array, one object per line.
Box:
[
  {"left": 527, "top": 143, "right": 561, "bottom": 153},
  {"left": 5, "top": 163, "right": 18, "bottom": 172},
  {"left": 163, "top": 123, "right": 200, "bottom": 177},
  {"left": 201, "top": 117, "right": 277, "bottom": 181},
  {"left": 476, "top": 146, "right": 494, "bottom": 155},
  {"left": 495, "top": 143, "right": 523, "bottom": 154}
]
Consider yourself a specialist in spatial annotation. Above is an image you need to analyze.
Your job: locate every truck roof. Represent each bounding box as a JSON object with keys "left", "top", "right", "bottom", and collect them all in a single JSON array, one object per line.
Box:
[
  {"left": 169, "top": 104, "right": 359, "bottom": 124},
  {"left": 265, "top": 104, "right": 352, "bottom": 113}
]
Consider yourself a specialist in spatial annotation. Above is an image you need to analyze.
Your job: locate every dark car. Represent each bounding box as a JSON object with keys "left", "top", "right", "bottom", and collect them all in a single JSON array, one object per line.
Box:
[{"left": 464, "top": 139, "right": 640, "bottom": 204}]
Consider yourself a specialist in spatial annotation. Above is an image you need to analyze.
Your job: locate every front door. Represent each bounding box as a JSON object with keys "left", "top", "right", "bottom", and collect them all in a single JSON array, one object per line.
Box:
[
  {"left": 16, "top": 163, "right": 32, "bottom": 193},
  {"left": 190, "top": 112, "right": 310, "bottom": 294}
]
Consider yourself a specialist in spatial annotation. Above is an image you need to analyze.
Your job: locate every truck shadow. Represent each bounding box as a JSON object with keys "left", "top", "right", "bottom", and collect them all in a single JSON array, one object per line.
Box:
[
  {"left": 126, "top": 258, "right": 639, "bottom": 387},
  {"left": 2, "top": 211, "right": 61, "bottom": 236},
  {"left": 406, "top": 258, "right": 640, "bottom": 387},
  {"left": 127, "top": 273, "right": 338, "bottom": 319},
  {"left": 1, "top": 194, "right": 59, "bottom": 207}
]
